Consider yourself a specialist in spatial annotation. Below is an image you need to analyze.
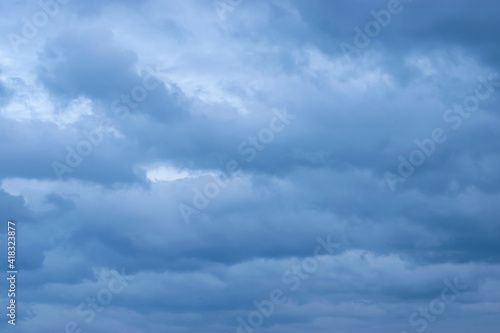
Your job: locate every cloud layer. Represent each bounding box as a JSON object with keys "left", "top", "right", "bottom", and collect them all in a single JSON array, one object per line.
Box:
[{"left": 0, "top": 0, "right": 499, "bottom": 332}]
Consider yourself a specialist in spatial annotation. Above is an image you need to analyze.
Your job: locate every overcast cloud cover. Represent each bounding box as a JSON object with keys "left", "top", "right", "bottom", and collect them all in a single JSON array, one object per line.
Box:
[{"left": 0, "top": 0, "right": 500, "bottom": 332}]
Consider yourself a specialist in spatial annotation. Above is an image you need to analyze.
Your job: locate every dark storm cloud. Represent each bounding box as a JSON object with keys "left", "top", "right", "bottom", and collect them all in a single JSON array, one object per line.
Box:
[
  {"left": 1, "top": 0, "right": 500, "bottom": 332},
  {"left": 37, "top": 29, "right": 139, "bottom": 100}
]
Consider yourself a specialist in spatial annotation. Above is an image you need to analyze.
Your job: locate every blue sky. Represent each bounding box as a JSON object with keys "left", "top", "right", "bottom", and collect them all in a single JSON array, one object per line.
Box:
[{"left": 1, "top": 0, "right": 500, "bottom": 332}]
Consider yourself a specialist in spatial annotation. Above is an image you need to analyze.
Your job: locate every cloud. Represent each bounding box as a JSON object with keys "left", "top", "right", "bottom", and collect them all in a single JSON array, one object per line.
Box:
[{"left": 1, "top": 0, "right": 500, "bottom": 332}]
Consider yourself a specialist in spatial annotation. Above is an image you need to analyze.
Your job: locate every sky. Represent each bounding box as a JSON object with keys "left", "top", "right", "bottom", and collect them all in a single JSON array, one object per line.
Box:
[{"left": 0, "top": 0, "right": 500, "bottom": 332}]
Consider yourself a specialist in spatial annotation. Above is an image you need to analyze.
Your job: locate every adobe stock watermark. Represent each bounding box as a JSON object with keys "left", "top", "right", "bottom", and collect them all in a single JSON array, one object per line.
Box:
[
  {"left": 51, "top": 67, "right": 161, "bottom": 180},
  {"left": 385, "top": 72, "right": 500, "bottom": 191},
  {"left": 213, "top": 0, "right": 243, "bottom": 25},
  {"left": 57, "top": 268, "right": 135, "bottom": 333},
  {"left": 339, "top": 0, "right": 415, "bottom": 64},
  {"left": 178, "top": 107, "right": 296, "bottom": 224},
  {"left": 236, "top": 235, "right": 340, "bottom": 333},
  {"left": 7, "top": 0, "right": 71, "bottom": 54},
  {"left": 401, "top": 277, "right": 467, "bottom": 333}
]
